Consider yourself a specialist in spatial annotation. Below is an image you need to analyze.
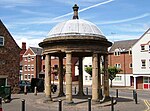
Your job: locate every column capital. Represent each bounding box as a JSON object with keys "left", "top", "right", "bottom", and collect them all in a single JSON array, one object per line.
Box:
[{"left": 65, "top": 51, "right": 72, "bottom": 54}]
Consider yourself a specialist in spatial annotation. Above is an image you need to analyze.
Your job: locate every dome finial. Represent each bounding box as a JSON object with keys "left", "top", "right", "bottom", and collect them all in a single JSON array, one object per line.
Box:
[{"left": 72, "top": 4, "right": 79, "bottom": 19}]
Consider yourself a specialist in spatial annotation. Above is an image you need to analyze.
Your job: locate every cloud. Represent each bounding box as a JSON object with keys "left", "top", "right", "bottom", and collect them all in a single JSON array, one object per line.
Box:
[
  {"left": 53, "top": 0, "right": 114, "bottom": 20},
  {"left": 14, "top": 35, "right": 44, "bottom": 48},
  {"left": 98, "top": 13, "right": 150, "bottom": 25}
]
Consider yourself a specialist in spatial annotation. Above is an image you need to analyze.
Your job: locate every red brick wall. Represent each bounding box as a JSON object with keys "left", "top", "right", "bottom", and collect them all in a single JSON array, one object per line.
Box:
[
  {"left": 41, "top": 57, "right": 78, "bottom": 81},
  {"left": 108, "top": 52, "right": 132, "bottom": 74},
  {"left": 23, "top": 48, "right": 42, "bottom": 80},
  {"left": 0, "top": 20, "right": 20, "bottom": 93}
]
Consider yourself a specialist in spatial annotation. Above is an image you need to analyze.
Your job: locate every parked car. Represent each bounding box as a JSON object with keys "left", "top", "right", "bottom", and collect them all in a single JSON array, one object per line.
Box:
[{"left": 19, "top": 80, "right": 31, "bottom": 93}]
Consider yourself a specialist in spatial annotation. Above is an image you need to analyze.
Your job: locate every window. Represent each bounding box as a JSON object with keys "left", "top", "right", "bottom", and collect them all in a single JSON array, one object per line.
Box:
[
  {"left": 28, "top": 74, "right": 31, "bottom": 80},
  {"left": 141, "top": 45, "right": 145, "bottom": 51},
  {"left": 31, "top": 57, "right": 34, "bottom": 61},
  {"left": 114, "top": 76, "right": 122, "bottom": 81},
  {"left": 129, "top": 50, "right": 132, "bottom": 55},
  {"left": 114, "top": 51, "right": 120, "bottom": 56},
  {"left": 24, "top": 57, "right": 27, "bottom": 61},
  {"left": 24, "top": 74, "right": 27, "bottom": 80},
  {"left": 84, "top": 65, "right": 87, "bottom": 68},
  {"left": 89, "top": 65, "right": 92, "bottom": 67},
  {"left": 0, "top": 36, "right": 4, "bottom": 46},
  {"left": 28, "top": 65, "right": 30, "bottom": 71},
  {"left": 28, "top": 56, "right": 31, "bottom": 61},
  {"left": 115, "top": 64, "right": 121, "bottom": 68},
  {"left": 24, "top": 65, "right": 27, "bottom": 71},
  {"left": 141, "top": 60, "right": 146, "bottom": 67},
  {"left": 85, "top": 76, "right": 88, "bottom": 80},
  {"left": 143, "top": 77, "right": 148, "bottom": 83},
  {"left": 31, "top": 65, "right": 34, "bottom": 71},
  {"left": 89, "top": 76, "right": 92, "bottom": 80},
  {"left": 31, "top": 74, "right": 34, "bottom": 78},
  {"left": 129, "top": 63, "right": 132, "bottom": 68}
]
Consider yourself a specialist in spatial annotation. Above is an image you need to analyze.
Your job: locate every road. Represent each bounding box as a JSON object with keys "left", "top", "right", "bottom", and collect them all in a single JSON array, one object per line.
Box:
[{"left": 2, "top": 87, "right": 150, "bottom": 111}]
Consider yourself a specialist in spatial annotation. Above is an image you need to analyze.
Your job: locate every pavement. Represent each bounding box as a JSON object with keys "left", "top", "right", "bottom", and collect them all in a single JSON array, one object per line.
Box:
[{"left": 2, "top": 90, "right": 147, "bottom": 111}]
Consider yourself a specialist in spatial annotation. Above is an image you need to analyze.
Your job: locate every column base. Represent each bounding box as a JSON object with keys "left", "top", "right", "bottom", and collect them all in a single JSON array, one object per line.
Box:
[
  {"left": 64, "top": 100, "right": 74, "bottom": 105},
  {"left": 43, "top": 96, "right": 52, "bottom": 103},
  {"left": 92, "top": 99, "right": 100, "bottom": 104},
  {"left": 76, "top": 91, "right": 85, "bottom": 96}
]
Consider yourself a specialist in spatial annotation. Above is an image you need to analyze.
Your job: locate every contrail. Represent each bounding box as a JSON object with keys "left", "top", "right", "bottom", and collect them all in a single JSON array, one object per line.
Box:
[
  {"left": 99, "top": 13, "right": 150, "bottom": 25},
  {"left": 53, "top": 0, "right": 114, "bottom": 20}
]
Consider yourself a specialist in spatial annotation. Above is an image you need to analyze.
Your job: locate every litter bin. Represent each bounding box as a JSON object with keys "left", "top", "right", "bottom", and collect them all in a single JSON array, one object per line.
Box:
[{"left": 0, "top": 86, "right": 11, "bottom": 101}]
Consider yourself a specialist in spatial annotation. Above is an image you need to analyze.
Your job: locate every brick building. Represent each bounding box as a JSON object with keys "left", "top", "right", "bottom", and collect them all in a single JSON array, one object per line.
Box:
[
  {"left": 108, "top": 39, "right": 138, "bottom": 86},
  {"left": 22, "top": 47, "right": 42, "bottom": 81},
  {"left": 20, "top": 42, "right": 26, "bottom": 80},
  {"left": 40, "top": 56, "right": 78, "bottom": 82},
  {"left": 132, "top": 28, "right": 150, "bottom": 89},
  {"left": 0, "top": 20, "right": 20, "bottom": 93}
]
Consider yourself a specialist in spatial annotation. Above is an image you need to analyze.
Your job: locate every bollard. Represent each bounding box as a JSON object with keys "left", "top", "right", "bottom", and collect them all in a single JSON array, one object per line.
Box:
[
  {"left": 74, "top": 87, "right": 76, "bottom": 95},
  {"left": 21, "top": 99, "right": 25, "bottom": 111},
  {"left": 0, "top": 97, "right": 2, "bottom": 111},
  {"left": 34, "top": 86, "right": 37, "bottom": 96},
  {"left": 58, "top": 99, "right": 62, "bottom": 111},
  {"left": 116, "top": 89, "right": 118, "bottom": 98},
  {"left": 133, "top": 90, "right": 136, "bottom": 99},
  {"left": 135, "top": 92, "right": 138, "bottom": 104},
  {"left": 88, "top": 98, "right": 91, "bottom": 111},
  {"left": 24, "top": 86, "right": 27, "bottom": 95},
  {"left": 111, "top": 97, "right": 114, "bottom": 111},
  {"left": 86, "top": 87, "right": 88, "bottom": 95}
]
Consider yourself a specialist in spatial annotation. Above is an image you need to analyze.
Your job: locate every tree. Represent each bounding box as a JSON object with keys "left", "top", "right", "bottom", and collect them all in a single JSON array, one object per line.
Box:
[
  {"left": 85, "top": 66, "right": 92, "bottom": 76},
  {"left": 108, "top": 66, "right": 122, "bottom": 87}
]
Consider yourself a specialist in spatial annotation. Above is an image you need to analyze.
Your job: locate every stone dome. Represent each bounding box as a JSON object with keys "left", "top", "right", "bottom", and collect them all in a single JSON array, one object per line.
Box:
[{"left": 47, "top": 19, "right": 104, "bottom": 38}]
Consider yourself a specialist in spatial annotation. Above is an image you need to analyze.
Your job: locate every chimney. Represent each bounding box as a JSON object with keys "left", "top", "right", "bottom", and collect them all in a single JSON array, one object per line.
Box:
[
  {"left": 72, "top": 4, "right": 79, "bottom": 19},
  {"left": 22, "top": 42, "right": 26, "bottom": 50}
]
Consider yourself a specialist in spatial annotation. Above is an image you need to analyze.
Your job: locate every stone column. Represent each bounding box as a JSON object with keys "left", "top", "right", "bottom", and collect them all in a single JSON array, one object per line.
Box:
[
  {"left": 134, "top": 77, "right": 137, "bottom": 89},
  {"left": 77, "top": 57, "right": 85, "bottom": 96},
  {"left": 103, "top": 55, "right": 109, "bottom": 98},
  {"left": 92, "top": 53, "right": 99, "bottom": 101},
  {"left": 58, "top": 56, "right": 65, "bottom": 97},
  {"left": 65, "top": 51, "right": 73, "bottom": 103},
  {"left": 45, "top": 54, "right": 52, "bottom": 101},
  {"left": 98, "top": 54, "right": 102, "bottom": 99}
]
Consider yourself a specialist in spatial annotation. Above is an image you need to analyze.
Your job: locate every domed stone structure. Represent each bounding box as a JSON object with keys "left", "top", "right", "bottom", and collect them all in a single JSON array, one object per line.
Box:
[{"left": 39, "top": 4, "right": 112, "bottom": 103}]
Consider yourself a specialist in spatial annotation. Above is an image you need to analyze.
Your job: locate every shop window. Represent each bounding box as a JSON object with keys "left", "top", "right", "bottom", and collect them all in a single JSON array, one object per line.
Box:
[
  {"left": 114, "top": 76, "right": 122, "bottom": 81},
  {"left": 143, "top": 77, "right": 148, "bottom": 83}
]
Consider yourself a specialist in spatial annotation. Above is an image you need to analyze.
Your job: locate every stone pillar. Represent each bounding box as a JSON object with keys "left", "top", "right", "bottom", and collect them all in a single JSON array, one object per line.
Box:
[
  {"left": 98, "top": 54, "right": 102, "bottom": 99},
  {"left": 65, "top": 51, "right": 73, "bottom": 103},
  {"left": 92, "top": 53, "right": 99, "bottom": 101},
  {"left": 58, "top": 56, "right": 65, "bottom": 97},
  {"left": 45, "top": 54, "right": 52, "bottom": 101},
  {"left": 103, "top": 55, "right": 109, "bottom": 98},
  {"left": 77, "top": 57, "right": 85, "bottom": 96},
  {"left": 134, "top": 77, "right": 137, "bottom": 89}
]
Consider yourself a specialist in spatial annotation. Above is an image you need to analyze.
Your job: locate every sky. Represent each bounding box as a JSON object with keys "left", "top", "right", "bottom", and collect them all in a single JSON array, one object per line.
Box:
[{"left": 0, "top": 0, "right": 150, "bottom": 48}]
